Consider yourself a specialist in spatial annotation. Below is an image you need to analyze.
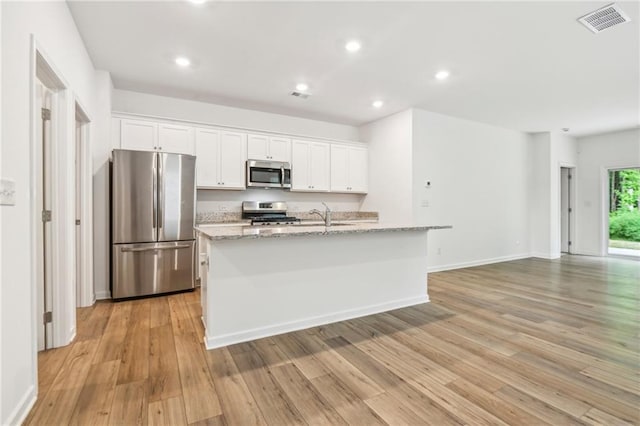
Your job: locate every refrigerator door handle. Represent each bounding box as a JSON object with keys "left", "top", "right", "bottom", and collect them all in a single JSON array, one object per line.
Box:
[
  {"left": 157, "top": 153, "right": 163, "bottom": 229},
  {"left": 152, "top": 154, "right": 158, "bottom": 235},
  {"left": 121, "top": 244, "right": 192, "bottom": 253}
]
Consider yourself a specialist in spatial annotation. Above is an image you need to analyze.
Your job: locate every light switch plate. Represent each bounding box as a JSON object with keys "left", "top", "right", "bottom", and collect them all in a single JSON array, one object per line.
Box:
[{"left": 0, "top": 178, "right": 16, "bottom": 206}]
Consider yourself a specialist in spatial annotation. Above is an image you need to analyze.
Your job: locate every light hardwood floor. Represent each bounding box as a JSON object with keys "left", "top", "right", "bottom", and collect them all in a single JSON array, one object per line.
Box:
[{"left": 25, "top": 255, "right": 639, "bottom": 425}]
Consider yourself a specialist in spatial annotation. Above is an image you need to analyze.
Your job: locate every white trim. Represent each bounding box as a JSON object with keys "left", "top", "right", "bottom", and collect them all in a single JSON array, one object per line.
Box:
[
  {"left": 532, "top": 252, "right": 562, "bottom": 260},
  {"left": 112, "top": 111, "right": 365, "bottom": 147},
  {"left": 95, "top": 290, "right": 112, "bottom": 300},
  {"left": 204, "top": 295, "right": 429, "bottom": 350},
  {"left": 427, "top": 253, "right": 532, "bottom": 273},
  {"left": 74, "top": 100, "right": 94, "bottom": 308},
  {"left": 3, "top": 385, "right": 36, "bottom": 426},
  {"left": 31, "top": 37, "right": 80, "bottom": 354}
]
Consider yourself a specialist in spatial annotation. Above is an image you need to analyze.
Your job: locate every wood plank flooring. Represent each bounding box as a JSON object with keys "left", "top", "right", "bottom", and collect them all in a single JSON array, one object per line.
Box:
[{"left": 24, "top": 255, "right": 640, "bottom": 425}]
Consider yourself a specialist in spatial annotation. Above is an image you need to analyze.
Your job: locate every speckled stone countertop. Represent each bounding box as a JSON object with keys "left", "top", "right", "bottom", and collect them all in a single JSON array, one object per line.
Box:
[
  {"left": 196, "top": 211, "right": 379, "bottom": 224},
  {"left": 196, "top": 223, "right": 452, "bottom": 241}
]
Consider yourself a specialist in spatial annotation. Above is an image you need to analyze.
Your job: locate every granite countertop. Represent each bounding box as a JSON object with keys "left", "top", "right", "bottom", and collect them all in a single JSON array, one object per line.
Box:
[{"left": 196, "top": 222, "right": 452, "bottom": 241}]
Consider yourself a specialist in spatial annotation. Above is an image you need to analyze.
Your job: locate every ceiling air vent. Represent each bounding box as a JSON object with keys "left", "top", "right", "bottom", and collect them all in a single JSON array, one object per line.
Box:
[
  {"left": 290, "top": 91, "right": 310, "bottom": 99},
  {"left": 578, "top": 3, "right": 631, "bottom": 33}
]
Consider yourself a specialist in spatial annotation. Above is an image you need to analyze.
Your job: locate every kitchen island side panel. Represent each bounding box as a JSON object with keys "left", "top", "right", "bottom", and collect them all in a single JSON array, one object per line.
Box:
[{"left": 203, "top": 230, "right": 429, "bottom": 349}]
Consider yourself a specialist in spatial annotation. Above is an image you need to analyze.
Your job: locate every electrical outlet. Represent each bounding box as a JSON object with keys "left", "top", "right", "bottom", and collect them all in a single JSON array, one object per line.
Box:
[
  {"left": 0, "top": 179, "right": 16, "bottom": 206},
  {"left": 437, "top": 247, "right": 442, "bottom": 255}
]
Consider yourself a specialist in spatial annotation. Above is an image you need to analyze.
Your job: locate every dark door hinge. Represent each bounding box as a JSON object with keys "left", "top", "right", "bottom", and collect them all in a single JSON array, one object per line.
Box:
[
  {"left": 43, "top": 311, "right": 53, "bottom": 324},
  {"left": 568, "top": 208, "right": 572, "bottom": 213},
  {"left": 42, "top": 108, "right": 51, "bottom": 121},
  {"left": 42, "top": 210, "right": 52, "bottom": 222},
  {"left": 568, "top": 241, "right": 572, "bottom": 246},
  {"left": 76, "top": 219, "right": 81, "bottom": 225}
]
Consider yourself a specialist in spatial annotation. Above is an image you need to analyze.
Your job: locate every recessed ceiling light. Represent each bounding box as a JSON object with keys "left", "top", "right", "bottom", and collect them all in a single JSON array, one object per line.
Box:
[
  {"left": 345, "top": 40, "right": 362, "bottom": 52},
  {"left": 435, "top": 70, "right": 450, "bottom": 80},
  {"left": 188, "top": 0, "right": 206, "bottom": 4},
  {"left": 562, "top": 128, "right": 570, "bottom": 132},
  {"left": 372, "top": 100, "right": 384, "bottom": 108},
  {"left": 295, "top": 83, "right": 309, "bottom": 92},
  {"left": 175, "top": 56, "right": 191, "bottom": 67}
]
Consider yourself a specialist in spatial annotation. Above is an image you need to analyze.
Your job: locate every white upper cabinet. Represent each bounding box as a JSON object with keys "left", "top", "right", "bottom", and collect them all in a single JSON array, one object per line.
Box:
[
  {"left": 120, "top": 119, "right": 157, "bottom": 151},
  {"left": 195, "top": 128, "right": 220, "bottom": 188},
  {"left": 247, "top": 134, "right": 291, "bottom": 162},
  {"left": 330, "top": 145, "right": 368, "bottom": 193},
  {"left": 158, "top": 123, "right": 195, "bottom": 155},
  {"left": 195, "top": 128, "right": 246, "bottom": 189},
  {"left": 120, "top": 119, "right": 194, "bottom": 155},
  {"left": 291, "top": 140, "right": 329, "bottom": 192},
  {"left": 218, "top": 131, "right": 247, "bottom": 189}
]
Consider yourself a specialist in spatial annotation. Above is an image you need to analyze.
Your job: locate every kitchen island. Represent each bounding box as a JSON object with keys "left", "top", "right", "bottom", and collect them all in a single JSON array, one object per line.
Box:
[{"left": 196, "top": 222, "right": 451, "bottom": 349}]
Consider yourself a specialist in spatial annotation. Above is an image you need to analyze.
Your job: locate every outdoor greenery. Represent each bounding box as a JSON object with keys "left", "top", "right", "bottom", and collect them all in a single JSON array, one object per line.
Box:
[{"left": 609, "top": 169, "right": 640, "bottom": 242}]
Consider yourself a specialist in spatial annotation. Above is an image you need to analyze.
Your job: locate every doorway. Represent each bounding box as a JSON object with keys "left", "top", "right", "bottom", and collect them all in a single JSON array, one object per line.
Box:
[
  {"left": 607, "top": 168, "right": 640, "bottom": 257},
  {"left": 560, "top": 167, "right": 575, "bottom": 254},
  {"left": 75, "top": 105, "right": 92, "bottom": 307}
]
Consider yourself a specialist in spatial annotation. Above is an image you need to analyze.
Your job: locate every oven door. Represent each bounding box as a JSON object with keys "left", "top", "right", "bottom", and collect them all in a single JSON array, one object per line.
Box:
[{"left": 246, "top": 160, "right": 291, "bottom": 188}]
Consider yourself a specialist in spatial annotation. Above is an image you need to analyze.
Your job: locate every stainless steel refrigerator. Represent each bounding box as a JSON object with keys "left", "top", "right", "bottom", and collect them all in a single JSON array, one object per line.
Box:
[{"left": 111, "top": 149, "right": 196, "bottom": 299}]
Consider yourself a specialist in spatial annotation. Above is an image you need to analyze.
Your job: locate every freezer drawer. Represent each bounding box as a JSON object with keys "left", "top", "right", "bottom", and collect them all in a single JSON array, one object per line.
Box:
[{"left": 112, "top": 241, "right": 195, "bottom": 299}]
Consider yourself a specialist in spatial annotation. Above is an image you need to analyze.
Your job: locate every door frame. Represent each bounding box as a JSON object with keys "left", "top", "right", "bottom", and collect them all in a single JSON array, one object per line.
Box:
[
  {"left": 601, "top": 164, "right": 640, "bottom": 256},
  {"left": 75, "top": 101, "right": 94, "bottom": 307},
  {"left": 558, "top": 164, "right": 576, "bottom": 254},
  {"left": 30, "top": 37, "right": 80, "bottom": 353}
]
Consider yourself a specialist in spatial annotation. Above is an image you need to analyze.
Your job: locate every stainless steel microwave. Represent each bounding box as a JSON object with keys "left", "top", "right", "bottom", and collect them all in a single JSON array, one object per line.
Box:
[{"left": 246, "top": 160, "right": 292, "bottom": 189}]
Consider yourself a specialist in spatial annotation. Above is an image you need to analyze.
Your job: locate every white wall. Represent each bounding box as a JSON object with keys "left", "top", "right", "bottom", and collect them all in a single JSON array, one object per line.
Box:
[
  {"left": 113, "top": 89, "right": 359, "bottom": 142},
  {"left": 0, "top": 2, "right": 109, "bottom": 424},
  {"left": 575, "top": 128, "right": 640, "bottom": 255},
  {"left": 529, "top": 132, "right": 552, "bottom": 257},
  {"left": 92, "top": 73, "right": 114, "bottom": 300},
  {"left": 359, "top": 110, "right": 414, "bottom": 223},
  {"left": 411, "top": 108, "right": 532, "bottom": 271}
]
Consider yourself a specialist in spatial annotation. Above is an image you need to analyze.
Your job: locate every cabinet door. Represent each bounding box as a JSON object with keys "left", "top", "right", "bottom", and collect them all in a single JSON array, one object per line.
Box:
[
  {"left": 121, "top": 119, "right": 157, "bottom": 151},
  {"left": 309, "top": 142, "right": 330, "bottom": 191},
  {"left": 195, "top": 128, "right": 220, "bottom": 188},
  {"left": 158, "top": 123, "right": 194, "bottom": 155},
  {"left": 291, "top": 140, "right": 310, "bottom": 191},
  {"left": 348, "top": 147, "right": 368, "bottom": 193},
  {"left": 330, "top": 145, "right": 349, "bottom": 192},
  {"left": 268, "top": 137, "right": 291, "bottom": 162},
  {"left": 247, "top": 134, "right": 269, "bottom": 160},
  {"left": 218, "top": 131, "right": 247, "bottom": 189}
]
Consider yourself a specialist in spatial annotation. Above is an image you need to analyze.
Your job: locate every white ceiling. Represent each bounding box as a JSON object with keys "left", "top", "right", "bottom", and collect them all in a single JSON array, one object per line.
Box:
[{"left": 68, "top": 1, "right": 639, "bottom": 136}]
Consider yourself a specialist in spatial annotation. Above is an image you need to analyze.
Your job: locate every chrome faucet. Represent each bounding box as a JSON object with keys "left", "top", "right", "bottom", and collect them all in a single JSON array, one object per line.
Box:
[{"left": 309, "top": 202, "right": 332, "bottom": 226}]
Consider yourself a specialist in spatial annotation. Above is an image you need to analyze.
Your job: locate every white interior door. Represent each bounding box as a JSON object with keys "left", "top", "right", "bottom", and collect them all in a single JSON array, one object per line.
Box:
[
  {"left": 75, "top": 121, "right": 82, "bottom": 306},
  {"left": 560, "top": 167, "right": 574, "bottom": 254},
  {"left": 36, "top": 80, "right": 54, "bottom": 351}
]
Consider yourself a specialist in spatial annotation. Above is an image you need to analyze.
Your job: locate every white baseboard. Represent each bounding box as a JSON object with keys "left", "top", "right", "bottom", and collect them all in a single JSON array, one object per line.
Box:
[
  {"left": 530, "top": 252, "right": 561, "bottom": 260},
  {"left": 427, "top": 253, "right": 532, "bottom": 273},
  {"left": 4, "top": 384, "right": 36, "bottom": 426},
  {"left": 204, "top": 295, "right": 429, "bottom": 350},
  {"left": 95, "top": 290, "right": 111, "bottom": 300}
]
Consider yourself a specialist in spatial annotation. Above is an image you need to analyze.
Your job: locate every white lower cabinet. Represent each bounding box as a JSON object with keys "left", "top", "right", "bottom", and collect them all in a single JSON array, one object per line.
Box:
[
  {"left": 330, "top": 145, "right": 368, "bottom": 193},
  {"left": 291, "top": 140, "right": 330, "bottom": 192},
  {"left": 195, "top": 128, "right": 246, "bottom": 189}
]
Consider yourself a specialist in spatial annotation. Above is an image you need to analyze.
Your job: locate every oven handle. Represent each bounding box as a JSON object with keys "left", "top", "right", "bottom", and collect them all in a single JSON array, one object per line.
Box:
[{"left": 280, "top": 165, "right": 285, "bottom": 187}]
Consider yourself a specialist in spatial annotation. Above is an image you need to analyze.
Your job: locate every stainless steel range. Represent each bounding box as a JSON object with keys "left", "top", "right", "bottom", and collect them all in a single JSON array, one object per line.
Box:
[{"left": 242, "top": 201, "right": 301, "bottom": 225}]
